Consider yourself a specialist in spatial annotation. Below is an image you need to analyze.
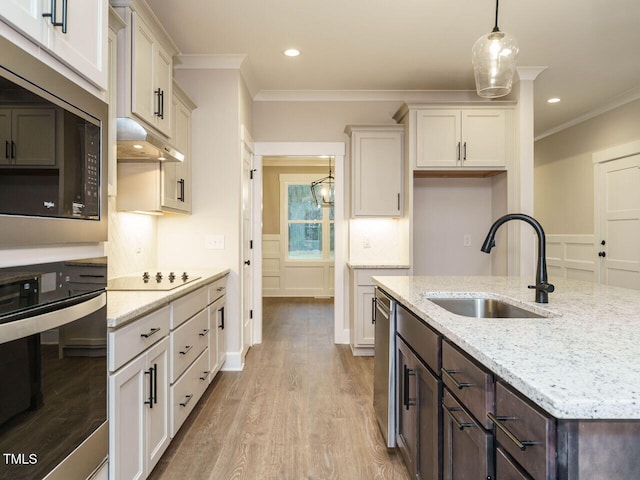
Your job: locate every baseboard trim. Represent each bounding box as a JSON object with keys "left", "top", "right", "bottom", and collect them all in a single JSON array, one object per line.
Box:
[{"left": 221, "top": 351, "right": 244, "bottom": 372}]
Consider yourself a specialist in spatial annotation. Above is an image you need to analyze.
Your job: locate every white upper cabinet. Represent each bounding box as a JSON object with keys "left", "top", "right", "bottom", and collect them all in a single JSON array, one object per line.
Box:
[
  {"left": 415, "top": 108, "right": 508, "bottom": 169},
  {"left": 161, "top": 84, "right": 194, "bottom": 213},
  {"left": 347, "top": 124, "right": 404, "bottom": 217},
  {"left": 0, "top": 0, "right": 108, "bottom": 89},
  {"left": 0, "top": 0, "right": 45, "bottom": 42},
  {"left": 131, "top": 12, "right": 172, "bottom": 136}
]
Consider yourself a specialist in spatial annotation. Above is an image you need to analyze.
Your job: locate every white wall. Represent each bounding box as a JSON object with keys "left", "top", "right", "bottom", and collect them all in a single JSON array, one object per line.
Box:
[
  {"left": 157, "top": 69, "right": 246, "bottom": 369},
  {"left": 349, "top": 218, "right": 409, "bottom": 265},
  {"left": 412, "top": 177, "right": 495, "bottom": 275}
]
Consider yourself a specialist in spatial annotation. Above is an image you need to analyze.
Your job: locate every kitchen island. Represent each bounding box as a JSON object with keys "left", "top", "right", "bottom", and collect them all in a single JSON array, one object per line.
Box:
[{"left": 373, "top": 275, "right": 640, "bottom": 478}]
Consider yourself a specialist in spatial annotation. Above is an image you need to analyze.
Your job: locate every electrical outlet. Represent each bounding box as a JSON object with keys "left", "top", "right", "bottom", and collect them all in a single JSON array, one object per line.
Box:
[
  {"left": 463, "top": 234, "right": 472, "bottom": 247},
  {"left": 205, "top": 235, "right": 225, "bottom": 249},
  {"left": 363, "top": 235, "right": 371, "bottom": 248}
]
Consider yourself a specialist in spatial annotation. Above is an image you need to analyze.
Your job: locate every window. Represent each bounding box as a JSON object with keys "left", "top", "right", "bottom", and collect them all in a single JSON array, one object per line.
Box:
[{"left": 284, "top": 180, "right": 334, "bottom": 261}]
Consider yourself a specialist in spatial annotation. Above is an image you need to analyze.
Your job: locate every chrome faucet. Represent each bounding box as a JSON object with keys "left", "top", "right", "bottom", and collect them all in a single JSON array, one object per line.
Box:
[{"left": 481, "top": 213, "right": 555, "bottom": 303}]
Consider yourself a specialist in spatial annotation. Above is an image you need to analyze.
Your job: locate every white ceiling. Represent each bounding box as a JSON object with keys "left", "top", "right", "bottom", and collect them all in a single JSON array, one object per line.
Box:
[{"left": 145, "top": 0, "right": 640, "bottom": 137}]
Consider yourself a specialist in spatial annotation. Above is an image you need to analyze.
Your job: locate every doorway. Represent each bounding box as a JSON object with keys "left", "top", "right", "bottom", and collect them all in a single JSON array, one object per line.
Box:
[
  {"left": 594, "top": 141, "right": 640, "bottom": 289},
  {"left": 252, "top": 143, "right": 347, "bottom": 345}
]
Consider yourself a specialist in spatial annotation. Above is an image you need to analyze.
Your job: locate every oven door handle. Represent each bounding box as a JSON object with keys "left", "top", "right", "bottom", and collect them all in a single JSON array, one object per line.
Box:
[{"left": 0, "top": 292, "right": 106, "bottom": 344}]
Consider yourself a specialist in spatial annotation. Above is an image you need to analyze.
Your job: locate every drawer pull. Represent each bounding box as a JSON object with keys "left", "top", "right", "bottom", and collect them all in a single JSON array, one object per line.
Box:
[
  {"left": 199, "top": 371, "right": 210, "bottom": 381},
  {"left": 199, "top": 329, "right": 210, "bottom": 337},
  {"left": 179, "top": 394, "right": 193, "bottom": 407},
  {"left": 216, "top": 286, "right": 225, "bottom": 292},
  {"left": 179, "top": 345, "right": 193, "bottom": 355},
  {"left": 141, "top": 327, "right": 160, "bottom": 339},
  {"left": 487, "top": 413, "right": 538, "bottom": 451},
  {"left": 445, "top": 406, "right": 475, "bottom": 430},
  {"left": 442, "top": 368, "right": 474, "bottom": 390}
]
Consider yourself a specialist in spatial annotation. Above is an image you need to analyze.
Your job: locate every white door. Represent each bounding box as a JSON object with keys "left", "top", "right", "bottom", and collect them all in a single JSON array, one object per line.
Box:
[
  {"left": 597, "top": 154, "right": 640, "bottom": 289},
  {"left": 241, "top": 136, "right": 253, "bottom": 359}
]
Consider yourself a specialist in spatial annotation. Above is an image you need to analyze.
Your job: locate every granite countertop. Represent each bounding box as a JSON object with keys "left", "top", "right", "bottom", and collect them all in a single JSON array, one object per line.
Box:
[
  {"left": 107, "top": 268, "right": 229, "bottom": 328},
  {"left": 372, "top": 275, "right": 640, "bottom": 420}
]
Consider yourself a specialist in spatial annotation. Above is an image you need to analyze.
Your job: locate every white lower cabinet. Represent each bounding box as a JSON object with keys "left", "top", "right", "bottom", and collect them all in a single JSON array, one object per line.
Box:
[
  {"left": 108, "top": 336, "right": 170, "bottom": 480},
  {"left": 349, "top": 267, "right": 408, "bottom": 355},
  {"left": 109, "top": 275, "right": 229, "bottom": 479}
]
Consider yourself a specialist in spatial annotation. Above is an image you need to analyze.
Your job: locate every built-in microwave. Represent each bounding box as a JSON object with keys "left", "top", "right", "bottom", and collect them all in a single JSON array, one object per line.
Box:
[{"left": 0, "top": 36, "right": 108, "bottom": 246}]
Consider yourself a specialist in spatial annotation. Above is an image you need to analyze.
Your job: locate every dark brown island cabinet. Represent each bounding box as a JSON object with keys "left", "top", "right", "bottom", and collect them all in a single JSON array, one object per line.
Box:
[{"left": 393, "top": 300, "right": 640, "bottom": 479}]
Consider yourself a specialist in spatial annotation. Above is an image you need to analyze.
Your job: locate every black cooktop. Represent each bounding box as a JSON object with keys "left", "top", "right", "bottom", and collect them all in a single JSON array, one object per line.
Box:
[{"left": 108, "top": 271, "right": 200, "bottom": 291}]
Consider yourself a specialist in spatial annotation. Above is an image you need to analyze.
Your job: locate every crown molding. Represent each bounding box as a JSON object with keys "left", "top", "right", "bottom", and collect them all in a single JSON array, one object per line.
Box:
[
  {"left": 174, "top": 54, "right": 248, "bottom": 70},
  {"left": 252, "top": 89, "right": 495, "bottom": 103},
  {"left": 535, "top": 84, "right": 640, "bottom": 141}
]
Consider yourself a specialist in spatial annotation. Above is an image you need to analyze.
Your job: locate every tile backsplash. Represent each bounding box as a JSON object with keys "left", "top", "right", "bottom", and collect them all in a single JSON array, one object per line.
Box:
[
  {"left": 349, "top": 217, "right": 409, "bottom": 265},
  {"left": 107, "top": 197, "right": 157, "bottom": 278}
]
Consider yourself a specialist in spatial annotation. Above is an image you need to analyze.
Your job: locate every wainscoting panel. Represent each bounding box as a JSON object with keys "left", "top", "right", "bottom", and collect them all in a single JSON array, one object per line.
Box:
[
  {"left": 263, "top": 234, "right": 334, "bottom": 297},
  {"left": 547, "top": 234, "right": 596, "bottom": 283}
]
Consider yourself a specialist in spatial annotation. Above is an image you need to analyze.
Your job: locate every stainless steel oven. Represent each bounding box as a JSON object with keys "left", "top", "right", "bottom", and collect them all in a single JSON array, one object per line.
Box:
[
  {"left": 0, "top": 257, "right": 107, "bottom": 480},
  {"left": 0, "top": 36, "right": 107, "bottom": 246}
]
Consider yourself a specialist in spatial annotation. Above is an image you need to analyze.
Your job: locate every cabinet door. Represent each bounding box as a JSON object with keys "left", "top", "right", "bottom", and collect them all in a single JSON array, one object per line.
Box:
[
  {"left": 355, "top": 286, "right": 375, "bottom": 347},
  {"left": 352, "top": 129, "right": 403, "bottom": 216},
  {"left": 131, "top": 12, "right": 156, "bottom": 128},
  {"left": 442, "top": 389, "right": 494, "bottom": 479},
  {"left": 153, "top": 44, "right": 172, "bottom": 136},
  {"left": 461, "top": 110, "right": 506, "bottom": 168},
  {"left": 162, "top": 95, "right": 190, "bottom": 211},
  {"left": 416, "top": 359, "right": 441, "bottom": 480},
  {"left": 45, "top": 0, "right": 108, "bottom": 89},
  {"left": 216, "top": 303, "right": 226, "bottom": 368},
  {"left": 396, "top": 337, "right": 418, "bottom": 476},
  {"left": 109, "top": 354, "right": 146, "bottom": 480},
  {"left": 0, "top": 109, "right": 10, "bottom": 165},
  {"left": 146, "top": 338, "right": 170, "bottom": 474},
  {"left": 0, "top": 0, "right": 45, "bottom": 45},
  {"left": 416, "top": 109, "right": 461, "bottom": 168},
  {"left": 12, "top": 108, "right": 56, "bottom": 166}
]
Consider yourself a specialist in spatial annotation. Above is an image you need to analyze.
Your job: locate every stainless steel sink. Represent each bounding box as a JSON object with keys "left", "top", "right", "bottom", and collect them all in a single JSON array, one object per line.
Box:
[{"left": 427, "top": 297, "right": 546, "bottom": 318}]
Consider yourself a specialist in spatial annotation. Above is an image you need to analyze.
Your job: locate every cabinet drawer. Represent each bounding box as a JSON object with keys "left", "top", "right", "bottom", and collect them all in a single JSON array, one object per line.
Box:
[
  {"left": 170, "top": 308, "right": 209, "bottom": 383},
  {"left": 442, "top": 389, "right": 494, "bottom": 479},
  {"left": 396, "top": 304, "right": 440, "bottom": 374},
  {"left": 442, "top": 340, "right": 494, "bottom": 429},
  {"left": 108, "top": 306, "right": 170, "bottom": 372},
  {"left": 171, "top": 285, "right": 207, "bottom": 329},
  {"left": 170, "top": 349, "right": 209, "bottom": 437},
  {"left": 492, "top": 382, "right": 556, "bottom": 480},
  {"left": 208, "top": 276, "right": 227, "bottom": 304},
  {"left": 496, "top": 447, "right": 531, "bottom": 480}
]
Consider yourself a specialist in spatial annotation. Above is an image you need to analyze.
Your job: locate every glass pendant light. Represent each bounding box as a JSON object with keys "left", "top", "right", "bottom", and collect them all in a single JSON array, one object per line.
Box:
[
  {"left": 310, "top": 157, "right": 335, "bottom": 207},
  {"left": 472, "top": 0, "right": 519, "bottom": 98}
]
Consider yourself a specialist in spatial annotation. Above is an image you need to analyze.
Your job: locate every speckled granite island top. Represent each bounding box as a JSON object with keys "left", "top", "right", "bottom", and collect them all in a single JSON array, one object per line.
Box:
[
  {"left": 372, "top": 275, "right": 640, "bottom": 420},
  {"left": 107, "top": 268, "right": 229, "bottom": 328}
]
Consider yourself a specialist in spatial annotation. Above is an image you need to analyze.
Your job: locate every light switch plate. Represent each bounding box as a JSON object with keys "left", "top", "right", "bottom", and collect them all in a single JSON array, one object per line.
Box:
[{"left": 205, "top": 234, "right": 225, "bottom": 249}]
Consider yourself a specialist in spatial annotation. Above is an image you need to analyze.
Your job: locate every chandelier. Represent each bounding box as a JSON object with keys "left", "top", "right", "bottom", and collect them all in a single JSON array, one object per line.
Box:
[{"left": 310, "top": 157, "right": 334, "bottom": 207}]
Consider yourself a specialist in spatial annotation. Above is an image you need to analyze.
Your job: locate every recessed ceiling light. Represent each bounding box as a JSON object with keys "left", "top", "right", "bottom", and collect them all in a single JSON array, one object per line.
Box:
[
  {"left": 547, "top": 97, "right": 561, "bottom": 104},
  {"left": 284, "top": 49, "right": 300, "bottom": 57},
  {"left": 133, "top": 144, "right": 144, "bottom": 149}
]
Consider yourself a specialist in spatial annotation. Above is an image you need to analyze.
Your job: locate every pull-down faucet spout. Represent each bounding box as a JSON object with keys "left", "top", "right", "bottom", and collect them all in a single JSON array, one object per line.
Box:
[{"left": 481, "top": 213, "right": 555, "bottom": 303}]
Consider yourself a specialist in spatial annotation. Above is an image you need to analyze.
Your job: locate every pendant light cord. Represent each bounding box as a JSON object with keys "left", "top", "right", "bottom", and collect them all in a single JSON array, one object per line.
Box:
[{"left": 493, "top": 0, "right": 500, "bottom": 32}]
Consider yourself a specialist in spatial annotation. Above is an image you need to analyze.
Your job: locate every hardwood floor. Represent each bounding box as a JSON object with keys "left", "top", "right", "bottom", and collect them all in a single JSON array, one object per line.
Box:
[{"left": 149, "top": 297, "right": 411, "bottom": 480}]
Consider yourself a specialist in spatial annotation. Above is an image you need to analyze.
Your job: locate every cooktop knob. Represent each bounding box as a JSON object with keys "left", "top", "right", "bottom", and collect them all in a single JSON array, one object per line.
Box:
[
  {"left": 142, "top": 271, "right": 150, "bottom": 282},
  {"left": 168, "top": 272, "right": 176, "bottom": 282},
  {"left": 181, "top": 272, "right": 189, "bottom": 281},
  {"left": 155, "top": 272, "right": 163, "bottom": 282}
]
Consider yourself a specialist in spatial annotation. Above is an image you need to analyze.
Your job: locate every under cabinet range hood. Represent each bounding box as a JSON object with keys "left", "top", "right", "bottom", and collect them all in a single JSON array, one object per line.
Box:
[{"left": 116, "top": 117, "right": 184, "bottom": 162}]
